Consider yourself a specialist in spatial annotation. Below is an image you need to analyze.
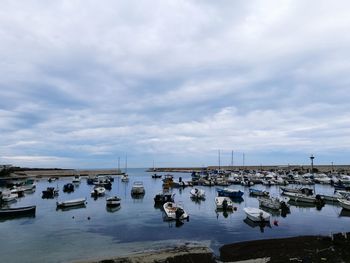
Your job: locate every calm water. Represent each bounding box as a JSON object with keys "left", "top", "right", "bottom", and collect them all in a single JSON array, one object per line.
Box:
[{"left": 1, "top": 168, "right": 349, "bottom": 263}]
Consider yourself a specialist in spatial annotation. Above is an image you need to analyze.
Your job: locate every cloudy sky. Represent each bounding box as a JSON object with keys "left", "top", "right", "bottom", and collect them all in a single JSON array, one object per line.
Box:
[{"left": 1, "top": 0, "right": 350, "bottom": 168}]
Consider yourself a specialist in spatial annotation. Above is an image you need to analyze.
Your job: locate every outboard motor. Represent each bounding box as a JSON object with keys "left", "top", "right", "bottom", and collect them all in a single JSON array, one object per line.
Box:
[
  {"left": 175, "top": 208, "right": 185, "bottom": 220},
  {"left": 222, "top": 199, "right": 228, "bottom": 211}
]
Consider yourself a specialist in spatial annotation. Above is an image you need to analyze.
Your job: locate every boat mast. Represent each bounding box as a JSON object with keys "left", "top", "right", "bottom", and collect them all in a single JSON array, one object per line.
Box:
[
  {"left": 231, "top": 150, "right": 234, "bottom": 171},
  {"left": 125, "top": 154, "right": 128, "bottom": 174},
  {"left": 218, "top": 150, "right": 221, "bottom": 171}
]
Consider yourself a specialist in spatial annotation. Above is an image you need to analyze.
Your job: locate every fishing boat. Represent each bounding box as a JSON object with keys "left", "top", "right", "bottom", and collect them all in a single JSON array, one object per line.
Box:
[
  {"left": 190, "top": 188, "right": 205, "bottom": 199},
  {"left": 216, "top": 188, "right": 244, "bottom": 198},
  {"left": 154, "top": 192, "right": 175, "bottom": 205},
  {"left": 72, "top": 175, "right": 81, "bottom": 183},
  {"left": 282, "top": 191, "right": 317, "bottom": 203},
  {"left": 280, "top": 186, "right": 313, "bottom": 196},
  {"left": 63, "top": 183, "right": 74, "bottom": 193},
  {"left": 249, "top": 188, "right": 269, "bottom": 197},
  {"left": 163, "top": 202, "right": 189, "bottom": 221},
  {"left": 2, "top": 193, "right": 17, "bottom": 203},
  {"left": 56, "top": 198, "right": 86, "bottom": 208},
  {"left": 215, "top": 196, "right": 233, "bottom": 210},
  {"left": 152, "top": 173, "right": 162, "bottom": 179},
  {"left": 243, "top": 207, "right": 271, "bottom": 222},
  {"left": 131, "top": 181, "right": 145, "bottom": 195},
  {"left": 91, "top": 186, "right": 106, "bottom": 197},
  {"left": 338, "top": 198, "right": 350, "bottom": 210},
  {"left": 42, "top": 187, "right": 59, "bottom": 199},
  {"left": 121, "top": 174, "right": 129, "bottom": 182},
  {"left": 0, "top": 205, "right": 36, "bottom": 217},
  {"left": 258, "top": 196, "right": 289, "bottom": 210},
  {"left": 106, "top": 196, "right": 121, "bottom": 207}
]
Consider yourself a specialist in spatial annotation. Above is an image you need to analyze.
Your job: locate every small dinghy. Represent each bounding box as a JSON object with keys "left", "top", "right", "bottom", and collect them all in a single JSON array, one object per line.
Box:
[
  {"left": 91, "top": 186, "right": 106, "bottom": 197},
  {"left": 121, "top": 174, "right": 129, "bottom": 182},
  {"left": 258, "top": 196, "right": 289, "bottom": 210},
  {"left": 42, "top": 187, "right": 59, "bottom": 199},
  {"left": 63, "top": 183, "right": 74, "bottom": 193},
  {"left": 163, "top": 202, "right": 189, "bottom": 221},
  {"left": 338, "top": 198, "right": 350, "bottom": 210},
  {"left": 56, "top": 198, "right": 86, "bottom": 208},
  {"left": 215, "top": 197, "right": 233, "bottom": 211},
  {"left": 190, "top": 188, "right": 205, "bottom": 199},
  {"left": 243, "top": 207, "right": 271, "bottom": 222},
  {"left": 106, "top": 196, "right": 121, "bottom": 207}
]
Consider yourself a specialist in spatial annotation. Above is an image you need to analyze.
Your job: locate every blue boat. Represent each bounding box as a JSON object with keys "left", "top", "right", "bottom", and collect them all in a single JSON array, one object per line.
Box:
[
  {"left": 249, "top": 188, "right": 269, "bottom": 197},
  {"left": 216, "top": 188, "right": 244, "bottom": 198}
]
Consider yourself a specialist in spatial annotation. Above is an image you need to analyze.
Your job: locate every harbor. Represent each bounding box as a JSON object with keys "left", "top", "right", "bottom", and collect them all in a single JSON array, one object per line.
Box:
[{"left": 1, "top": 167, "right": 350, "bottom": 262}]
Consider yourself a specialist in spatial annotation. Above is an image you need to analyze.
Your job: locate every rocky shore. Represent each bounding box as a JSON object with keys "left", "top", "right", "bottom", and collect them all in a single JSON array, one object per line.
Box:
[
  {"left": 76, "top": 246, "right": 215, "bottom": 263},
  {"left": 220, "top": 233, "right": 350, "bottom": 262}
]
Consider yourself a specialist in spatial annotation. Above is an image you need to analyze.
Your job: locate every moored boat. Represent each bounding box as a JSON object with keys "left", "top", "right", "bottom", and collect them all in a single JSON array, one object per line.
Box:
[
  {"left": 121, "top": 174, "right": 129, "bottom": 182},
  {"left": 154, "top": 192, "right": 175, "bottom": 205},
  {"left": 258, "top": 196, "right": 289, "bottom": 210},
  {"left": 282, "top": 191, "right": 317, "bottom": 203},
  {"left": 56, "top": 198, "right": 86, "bottom": 208},
  {"left": 338, "top": 198, "right": 350, "bottom": 210},
  {"left": 63, "top": 183, "right": 74, "bottom": 193},
  {"left": 216, "top": 188, "right": 244, "bottom": 198},
  {"left": 152, "top": 173, "right": 162, "bottom": 179},
  {"left": 190, "top": 188, "right": 205, "bottom": 199},
  {"left": 106, "top": 196, "right": 121, "bottom": 207},
  {"left": 243, "top": 207, "right": 271, "bottom": 222},
  {"left": 163, "top": 202, "right": 189, "bottom": 221},
  {"left": 131, "top": 181, "right": 145, "bottom": 195},
  {"left": 249, "top": 188, "right": 269, "bottom": 197},
  {"left": 215, "top": 196, "right": 233, "bottom": 210},
  {"left": 91, "top": 186, "right": 106, "bottom": 197},
  {"left": 72, "top": 175, "right": 81, "bottom": 183},
  {"left": 0, "top": 205, "right": 36, "bottom": 217},
  {"left": 42, "top": 187, "right": 59, "bottom": 199}
]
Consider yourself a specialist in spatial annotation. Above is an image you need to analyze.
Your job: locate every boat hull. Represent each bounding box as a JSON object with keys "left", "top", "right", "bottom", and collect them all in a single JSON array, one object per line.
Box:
[
  {"left": 0, "top": 205, "right": 36, "bottom": 217},
  {"left": 57, "top": 198, "right": 86, "bottom": 208}
]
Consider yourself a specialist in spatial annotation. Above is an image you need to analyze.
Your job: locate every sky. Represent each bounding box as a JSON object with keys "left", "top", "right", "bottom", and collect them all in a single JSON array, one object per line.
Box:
[{"left": 1, "top": 0, "right": 350, "bottom": 168}]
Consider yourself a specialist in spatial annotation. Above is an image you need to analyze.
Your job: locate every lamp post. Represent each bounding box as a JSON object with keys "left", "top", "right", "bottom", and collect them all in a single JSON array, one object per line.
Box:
[{"left": 310, "top": 154, "right": 315, "bottom": 174}]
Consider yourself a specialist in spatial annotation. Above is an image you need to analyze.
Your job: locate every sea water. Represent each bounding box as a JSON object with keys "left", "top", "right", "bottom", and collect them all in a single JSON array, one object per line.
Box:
[{"left": 0, "top": 168, "right": 348, "bottom": 262}]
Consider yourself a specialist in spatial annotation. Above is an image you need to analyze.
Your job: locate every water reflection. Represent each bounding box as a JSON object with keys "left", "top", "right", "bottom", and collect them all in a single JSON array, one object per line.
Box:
[
  {"left": 339, "top": 209, "right": 350, "bottom": 217},
  {"left": 106, "top": 206, "right": 121, "bottom": 213},
  {"left": 56, "top": 204, "right": 86, "bottom": 212},
  {"left": 243, "top": 218, "right": 271, "bottom": 233}
]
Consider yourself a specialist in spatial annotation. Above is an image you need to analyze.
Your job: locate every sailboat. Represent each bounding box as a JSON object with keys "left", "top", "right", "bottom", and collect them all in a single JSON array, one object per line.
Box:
[{"left": 121, "top": 154, "right": 129, "bottom": 182}]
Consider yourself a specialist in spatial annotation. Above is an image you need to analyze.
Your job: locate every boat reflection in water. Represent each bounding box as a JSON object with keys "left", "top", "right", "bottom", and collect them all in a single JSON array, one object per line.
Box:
[
  {"left": 339, "top": 208, "right": 350, "bottom": 217},
  {"left": 106, "top": 206, "right": 121, "bottom": 213},
  {"left": 231, "top": 197, "right": 244, "bottom": 204},
  {"left": 288, "top": 199, "right": 324, "bottom": 211},
  {"left": 243, "top": 218, "right": 271, "bottom": 233},
  {"left": 216, "top": 209, "right": 233, "bottom": 219},
  {"left": 56, "top": 204, "right": 86, "bottom": 212}
]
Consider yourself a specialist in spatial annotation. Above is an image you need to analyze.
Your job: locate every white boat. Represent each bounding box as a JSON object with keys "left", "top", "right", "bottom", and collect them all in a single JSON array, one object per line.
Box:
[
  {"left": 2, "top": 193, "right": 18, "bottom": 202},
  {"left": 56, "top": 198, "right": 86, "bottom": 208},
  {"left": 282, "top": 191, "right": 316, "bottom": 203},
  {"left": 72, "top": 175, "right": 81, "bottom": 183},
  {"left": 338, "top": 198, "right": 350, "bottom": 210},
  {"left": 106, "top": 196, "right": 121, "bottom": 207},
  {"left": 131, "top": 181, "right": 145, "bottom": 195},
  {"left": 190, "top": 188, "right": 205, "bottom": 199},
  {"left": 215, "top": 197, "right": 233, "bottom": 210},
  {"left": 243, "top": 207, "right": 270, "bottom": 222},
  {"left": 163, "top": 202, "right": 189, "bottom": 220},
  {"left": 91, "top": 186, "right": 106, "bottom": 197},
  {"left": 121, "top": 174, "right": 129, "bottom": 182},
  {"left": 258, "top": 196, "right": 289, "bottom": 210}
]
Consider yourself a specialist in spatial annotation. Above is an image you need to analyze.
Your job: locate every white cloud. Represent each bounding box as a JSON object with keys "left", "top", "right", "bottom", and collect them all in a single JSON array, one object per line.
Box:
[{"left": 1, "top": 1, "right": 350, "bottom": 167}]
